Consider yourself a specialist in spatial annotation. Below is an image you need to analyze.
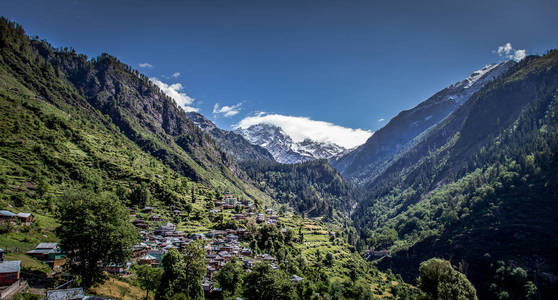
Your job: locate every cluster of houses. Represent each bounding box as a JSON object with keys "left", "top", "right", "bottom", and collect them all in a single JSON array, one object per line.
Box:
[
  {"left": 0, "top": 192, "right": 300, "bottom": 297},
  {"left": 127, "top": 193, "right": 290, "bottom": 293},
  {"left": 0, "top": 210, "right": 70, "bottom": 298},
  {"left": 202, "top": 229, "right": 278, "bottom": 293},
  {"left": 214, "top": 193, "right": 255, "bottom": 210},
  {"left": 26, "top": 243, "right": 67, "bottom": 270},
  {"left": 0, "top": 248, "right": 86, "bottom": 300},
  {"left": 131, "top": 221, "right": 186, "bottom": 270}
]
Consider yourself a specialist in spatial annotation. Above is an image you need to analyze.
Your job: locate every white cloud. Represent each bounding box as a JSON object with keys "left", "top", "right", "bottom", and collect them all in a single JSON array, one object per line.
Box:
[
  {"left": 497, "top": 43, "right": 512, "bottom": 56},
  {"left": 495, "top": 43, "right": 526, "bottom": 62},
  {"left": 512, "top": 49, "right": 526, "bottom": 62},
  {"left": 213, "top": 103, "right": 242, "bottom": 117},
  {"left": 172, "top": 72, "right": 181, "bottom": 78},
  {"left": 236, "top": 113, "right": 372, "bottom": 148},
  {"left": 378, "top": 118, "right": 385, "bottom": 122},
  {"left": 139, "top": 62, "right": 153, "bottom": 68},
  {"left": 150, "top": 78, "right": 198, "bottom": 112}
]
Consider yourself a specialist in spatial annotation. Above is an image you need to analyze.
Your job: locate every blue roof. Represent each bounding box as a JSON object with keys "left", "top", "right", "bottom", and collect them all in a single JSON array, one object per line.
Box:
[
  {"left": 0, "top": 210, "right": 17, "bottom": 217},
  {"left": 0, "top": 260, "right": 21, "bottom": 273},
  {"left": 36, "top": 242, "right": 58, "bottom": 249}
]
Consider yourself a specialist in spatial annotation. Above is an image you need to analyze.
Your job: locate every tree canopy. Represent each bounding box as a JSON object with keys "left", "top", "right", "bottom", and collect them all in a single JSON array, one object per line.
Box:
[
  {"left": 135, "top": 265, "right": 163, "bottom": 300},
  {"left": 56, "top": 190, "right": 138, "bottom": 286},
  {"left": 418, "top": 258, "right": 477, "bottom": 300},
  {"left": 215, "top": 258, "right": 243, "bottom": 295},
  {"left": 243, "top": 262, "right": 295, "bottom": 300},
  {"left": 156, "top": 243, "right": 206, "bottom": 300}
]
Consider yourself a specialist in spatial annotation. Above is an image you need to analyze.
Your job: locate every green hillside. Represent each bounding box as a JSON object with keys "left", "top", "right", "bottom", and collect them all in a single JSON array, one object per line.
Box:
[{"left": 0, "top": 18, "right": 273, "bottom": 209}]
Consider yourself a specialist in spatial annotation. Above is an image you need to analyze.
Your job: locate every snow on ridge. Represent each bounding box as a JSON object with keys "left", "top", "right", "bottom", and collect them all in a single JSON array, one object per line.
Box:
[
  {"left": 462, "top": 63, "right": 501, "bottom": 88},
  {"left": 452, "top": 62, "right": 501, "bottom": 90},
  {"left": 236, "top": 123, "right": 347, "bottom": 163},
  {"left": 445, "top": 61, "right": 514, "bottom": 104}
]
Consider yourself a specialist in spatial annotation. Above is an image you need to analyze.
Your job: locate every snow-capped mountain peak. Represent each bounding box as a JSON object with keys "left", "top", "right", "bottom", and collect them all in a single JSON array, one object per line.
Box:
[{"left": 234, "top": 123, "right": 347, "bottom": 164}]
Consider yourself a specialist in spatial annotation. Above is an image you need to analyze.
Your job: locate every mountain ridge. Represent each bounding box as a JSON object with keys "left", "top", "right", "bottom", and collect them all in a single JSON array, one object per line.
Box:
[
  {"left": 0, "top": 20, "right": 274, "bottom": 206},
  {"left": 331, "top": 60, "right": 516, "bottom": 184}
]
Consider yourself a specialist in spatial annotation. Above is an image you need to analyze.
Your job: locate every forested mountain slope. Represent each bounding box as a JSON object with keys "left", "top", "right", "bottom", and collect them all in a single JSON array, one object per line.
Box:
[
  {"left": 0, "top": 18, "right": 272, "bottom": 207},
  {"left": 240, "top": 159, "right": 358, "bottom": 220},
  {"left": 332, "top": 61, "right": 515, "bottom": 184},
  {"left": 0, "top": 18, "right": 358, "bottom": 223},
  {"left": 354, "top": 51, "right": 558, "bottom": 299}
]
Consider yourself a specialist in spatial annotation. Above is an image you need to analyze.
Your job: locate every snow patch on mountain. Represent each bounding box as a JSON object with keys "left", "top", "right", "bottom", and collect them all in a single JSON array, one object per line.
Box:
[
  {"left": 446, "top": 61, "right": 514, "bottom": 104},
  {"left": 235, "top": 123, "right": 347, "bottom": 164}
]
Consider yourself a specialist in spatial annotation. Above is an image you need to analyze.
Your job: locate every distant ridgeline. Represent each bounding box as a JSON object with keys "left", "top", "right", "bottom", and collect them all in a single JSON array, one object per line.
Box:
[
  {"left": 349, "top": 50, "right": 558, "bottom": 299},
  {"left": 185, "top": 111, "right": 275, "bottom": 163}
]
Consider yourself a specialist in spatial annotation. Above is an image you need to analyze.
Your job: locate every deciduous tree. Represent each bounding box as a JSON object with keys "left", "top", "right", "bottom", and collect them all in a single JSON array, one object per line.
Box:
[
  {"left": 418, "top": 258, "right": 477, "bottom": 300},
  {"left": 57, "top": 190, "right": 138, "bottom": 287}
]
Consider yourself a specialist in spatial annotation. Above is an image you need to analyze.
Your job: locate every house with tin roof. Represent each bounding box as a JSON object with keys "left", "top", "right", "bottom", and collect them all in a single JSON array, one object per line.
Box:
[{"left": 0, "top": 260, "right": 21, "bottom": 286}]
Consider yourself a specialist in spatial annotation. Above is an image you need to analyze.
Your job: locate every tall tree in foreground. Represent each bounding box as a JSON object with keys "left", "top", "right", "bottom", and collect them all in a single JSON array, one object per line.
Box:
[
  {"left": 57, "top": 190, "right": 138, "bottom": 287},
  {"left": 156, "top": 244, "right": 205, "bottom": 300},
  {"left": 181, "top": 241, "right": 206, "bottom": 300},
  {"left": 417, "top": 258, "right": 477, "bottom": 300},
  {"left": 215, "top": 258, "right": 243, "bottom": 296},
  {"left": 157, "top": 248, "right": 184, "bottom": 300},
  {"left": 243, "top": 263, "right": 294, "bottom": 300},
  {"left": 135, "top": 265, "right": 163, "bottom": 300}
]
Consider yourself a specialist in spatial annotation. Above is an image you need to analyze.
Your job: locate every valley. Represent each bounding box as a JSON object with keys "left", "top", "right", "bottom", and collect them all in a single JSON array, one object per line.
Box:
[{"left": 1, "top": 14, "right": 557, "bottom": 300}]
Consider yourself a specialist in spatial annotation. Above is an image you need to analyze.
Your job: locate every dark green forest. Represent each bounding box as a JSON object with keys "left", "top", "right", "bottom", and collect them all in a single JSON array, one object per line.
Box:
[{"left": 240, "top": 159, "right": 358, "bottom": 220}]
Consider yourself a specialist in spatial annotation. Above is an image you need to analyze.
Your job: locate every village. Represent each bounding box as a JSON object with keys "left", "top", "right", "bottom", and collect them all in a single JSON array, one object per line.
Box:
[
  {"left": 0, "top": 192, "right": 307, "bottom": 299},
  {"left": 129, "top": 192, "right": 295, "bottom": 295}
]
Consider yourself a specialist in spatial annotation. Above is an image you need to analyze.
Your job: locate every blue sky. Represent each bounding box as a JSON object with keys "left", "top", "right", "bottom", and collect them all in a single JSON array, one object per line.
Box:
[{"left": 3, "top": 0, "right": 558, "bottom": 147}]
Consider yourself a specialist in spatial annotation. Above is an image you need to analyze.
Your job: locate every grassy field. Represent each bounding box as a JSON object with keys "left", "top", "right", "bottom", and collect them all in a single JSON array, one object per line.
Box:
[{"left": 90, "top": 277, "right": 150, "bottom": 300}]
